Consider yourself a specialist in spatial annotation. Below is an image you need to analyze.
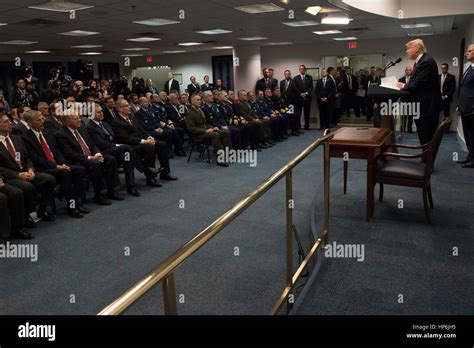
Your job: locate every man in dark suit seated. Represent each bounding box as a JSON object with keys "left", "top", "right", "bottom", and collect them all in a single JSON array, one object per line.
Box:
[
  {"left": 56, "top": 110, "right": 124, "bottom": 206},
  {"left": 166, "top": 93, "right": 188, "bottom": 131},
  {"left": 439, "top": 63, "right": 456, "bottom": 124},
  {"left": 0, "top": 169, "right": 31, "bottom": 241},
  {"left": 185, "top": 94, "right": 231, "bottom": 167},
  {"left": 164, "top": 72, "right": 180, "bottom": 95},
  {"left": 315, "top": 69, "right": 337, "bottom": 130},
  {"left": 11, "top": 105, "right": 32, "bottom": 136},
  {"left": 251, "top": 91, "right": 282, "bottom": 142},
  {"left": 87, "top": 104, "right": 161, "bottom": 193},
  {"left": 0, "top": 113, "right": 56, "bottom": 225},
  {"left": 456, "top": 43, "right": 474, "bottom": 168},
  {"left": 111, "top": 99, "right": 178, "bottom": 183},
  {"left": 102, "top": 96, "right": 120, "bottom": 125},
  {"left": 44, "top": 102, "right": 64, "bottom": 133},
  {"left": 399, "top": 66, "right": 414, "bottom": 133},
  {"left": 397, "top": 39, "right": 441, "bottom": 146},
  {"left": 23, "top": 111, "right": 88, "bottom": 218}
]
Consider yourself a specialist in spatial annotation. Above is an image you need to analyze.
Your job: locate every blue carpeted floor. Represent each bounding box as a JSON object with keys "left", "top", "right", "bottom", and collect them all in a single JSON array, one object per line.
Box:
[{"left": 0, "top": 129, "right": 472, "bottom": 315}]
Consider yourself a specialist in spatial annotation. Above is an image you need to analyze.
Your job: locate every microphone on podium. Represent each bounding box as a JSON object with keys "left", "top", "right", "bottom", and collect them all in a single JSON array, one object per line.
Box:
[{"left": 384, "top": 57, "right": 402, "bottom": 72}]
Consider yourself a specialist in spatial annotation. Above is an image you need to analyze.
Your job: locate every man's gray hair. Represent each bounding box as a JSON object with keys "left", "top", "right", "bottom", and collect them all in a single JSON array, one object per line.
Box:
[{"left": 406, "top": 39, "right": 427, "bottom": 53}]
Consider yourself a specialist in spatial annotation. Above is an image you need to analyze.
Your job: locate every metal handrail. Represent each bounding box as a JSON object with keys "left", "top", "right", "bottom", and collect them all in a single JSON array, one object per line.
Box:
[{"left": 98, "top": 132, "right": 334, "bottom": 315}]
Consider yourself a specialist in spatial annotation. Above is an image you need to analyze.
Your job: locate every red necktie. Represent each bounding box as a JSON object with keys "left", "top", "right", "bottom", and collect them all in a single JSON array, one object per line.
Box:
[
  {"left": 5, "top": 137, "right": 21, "bottom": 167},
  {"left": 39, "top": 134, "right": 55, "bottom": 163},
  {"left": 74, "top": 130, "right": 91, "bottom": 156},
  {"left": 413, "top": 62, "right": 417, "bottom": 71}
]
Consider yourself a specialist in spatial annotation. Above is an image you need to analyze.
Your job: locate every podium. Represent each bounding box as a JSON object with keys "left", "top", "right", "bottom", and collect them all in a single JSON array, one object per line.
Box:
[{"left": 368, "top": 83, "right": 409, "bottom": 141}]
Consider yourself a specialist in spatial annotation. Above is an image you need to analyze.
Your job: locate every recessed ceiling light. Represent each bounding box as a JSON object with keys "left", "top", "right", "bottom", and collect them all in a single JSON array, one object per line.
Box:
[
  {"left": 79, "top": 52, "right": 102, "bottom": 55},
  {"left": 333, "top": 37, "right": 357, "bottom": 41},
  {"left": 235, "top": 3, "right": 285, "bottom": 14},
  {"left": 28, "top": 1, "right": 94, "bottom": 12},
  {"left": 305, "top": 6, "right": 322, "bottom": 16},
  {"left": 407, "top": 32, "right": 433, "bottom": 36},
  {"left": 163, "top": 50, "right": 187, "bottom": 54},
  {"left": 178, "top": 42, "right": 203, "bottom": 46},
  {"left": 126, "top": 37, "right": 161, "bottom": 42},
  {"left": 321, "top": 15, "right": 351, "bottom": 25},
  {"left": 133, "top": 18, "right": 180, "bottom": 26},
  {"left": 313, "top": 30, "right": 343, "bottom": 35},
  {"left": 120, "top": 54, "right": 143, "bottom": 57},
  {"left": 25, "top": 50, "right": 51, "bottom": 53},
  {"left": 283, "top": 20, "right": 320, "bottom": 27},
  {"left": 267, "top": 42, "right": 292, "bottom": 45},
  {"left": 123, "top": 47, "right": 150, "bottom": 51},
  {"left": 0, "top": 40, "right": 38, "bottom": 45},
  {"left": 401, "top": 23, "right": 432, "bottom": 29},
  {"left": 213, "top": 46, "right": 233, "bottom": 49},
  {"left": 0, "top": 23, "right": 7, "bottom": 26},
  {"left": 196, "top": 29, "right": 232, "bottom": 35},
  {"left": 71, "top": 44, "right": 103, "bottom": 48},
  {"left": 238, "top": 37, "right": 267, "bottom": 41},
  {"left": 59, "top": 30, "right": 99, "bottom": 36}
]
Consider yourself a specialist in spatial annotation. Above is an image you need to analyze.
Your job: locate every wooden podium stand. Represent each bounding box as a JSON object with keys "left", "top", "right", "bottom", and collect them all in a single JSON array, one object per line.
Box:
[{"left": 367, "top": 83, "right": 409, "bottom": 132}]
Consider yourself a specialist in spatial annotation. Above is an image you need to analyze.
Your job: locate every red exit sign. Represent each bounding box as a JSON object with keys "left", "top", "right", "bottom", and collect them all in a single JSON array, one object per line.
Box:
[
  {"left": 348, "top": 41, "right": 357, "bottom": 49},
  {"left": 146, "top": 56, "right": 153, "bottom": 63}
]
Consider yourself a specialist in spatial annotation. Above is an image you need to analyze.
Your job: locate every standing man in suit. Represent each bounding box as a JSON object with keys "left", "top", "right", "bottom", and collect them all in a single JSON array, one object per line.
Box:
[
  {"left": 111, "top": 99, "right": 177, "bottom": 182},
  {"left": 397, "top": 39, "right": 441, "bottom": 146},
  {"left": 0, "top": 113, "right": 56, "bottom": 223},
  {"left": 280, "top": 70, "right": 300, "bottom": 135},
  {"left": 439, "top": 63, "right": 456, "bottom": 122},
  {"left": 201, "top": 75, "right": 214, "bottom": 92},
  {"left": 456, "top": 44, "right": 474, "bottom": 168},
  {"left": 144, "top": 79, "right": 159, "bottom": 95},
  {"left": 315, "top": 69, "right": 337, "bottom": 130},
  {"left": 187, "top": 76, "right": 201, "bottom": 98},
  {"left": 87, "top": 104, "right": 161, "bottom": 192},
  {"left": 343, "top": 67, "right": 360, "bottom": 118},
  {"left": 23, "top": 111, "right": 88, "bottom": 218},
  {"left": 256, "top": 68, "right": 278, "bottom": 93},
  {"left": 293, "top": 65, "right": 313, "bottom": 131},
  {"left": 399, "top": 66, "right": 414, "bottom": 133},
  {"left": 56, "top": 110, "right": 124, "bottom": 205},
  {"left": 164, "top": 72, "right": 180, "bottom": 95}
]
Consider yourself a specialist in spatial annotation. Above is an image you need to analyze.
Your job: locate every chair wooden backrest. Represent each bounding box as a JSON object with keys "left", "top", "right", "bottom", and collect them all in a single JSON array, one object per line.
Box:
[{"left": 424, "top": 118, "right": 452, "bottom": 180}]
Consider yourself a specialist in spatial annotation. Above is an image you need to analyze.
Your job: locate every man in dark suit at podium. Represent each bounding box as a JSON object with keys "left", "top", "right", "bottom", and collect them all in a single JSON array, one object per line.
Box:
[
  {"left": 399, "top": 66, "right": 414, "bottom": 132},
  {"left": 456, "top": 44, "right": 474, "bottom": 168},
  {"left": 293, "top": 65, "right": 313, "bottom": 130},
  {"left": 397, "top": 39, "right": 441, "bottom": 146}
]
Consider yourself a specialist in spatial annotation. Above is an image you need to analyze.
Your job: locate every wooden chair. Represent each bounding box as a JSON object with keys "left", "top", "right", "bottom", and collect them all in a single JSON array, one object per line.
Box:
[{"left": 373, "top": 118, "right": 451, "bottom": 224}]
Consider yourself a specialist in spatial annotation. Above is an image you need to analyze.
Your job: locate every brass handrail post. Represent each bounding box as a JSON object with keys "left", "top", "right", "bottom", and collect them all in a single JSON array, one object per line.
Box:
[
  {"left": 162, "top": 273, "right": 177, "bottom": 315},
  {"left": 285, "top": 171, "right": 293, "bottom": 314},
  {"left": 323, "top": 141, "right": 330, "bottom": 246}
]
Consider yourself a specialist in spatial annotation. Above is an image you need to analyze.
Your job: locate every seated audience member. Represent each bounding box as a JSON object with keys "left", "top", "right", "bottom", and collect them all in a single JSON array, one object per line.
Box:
[
  {"left": 185, "top": 94, "right": 231, "bottom": 167},
  {"left": 69, "top": 80, "right": 86, "bottom": 103},
  {"left": 216, "top": 91, "right": 257, "bottom": 150},
  {"left": 166, "top": 93, "right": 187, "bottom": 131},
  {"left": 0, "top": 168, "right": 30, "bottom": 240},
  {"left": 87, "top": 104, "right": 161, "bottom": 193},
  {"left": 102, "top": 96, "right": 119, "bottom": 124},
  {"left": 41, "top": 81, "right": 62, "bottom": 104},
  {"left": 26, "top": 81, "right": 40, "bottom": 110},
  {"left": 12, "top": 78, "right": 31, "bottom": 107},
  {"left": 272, "top": 87, "right": 298, "bottom": 136},
  {"left": 235, "top": 90, "right": 273, "bottom": 147},
  {"left": 0, "top": 113, "right": 56, "bottom": 225},
  {"left": 111, "top": 99, "right": 178, "bottom": 183},
  {"left": 129, "top": 94, "right": 140, "bottom": 114},
  {"left": 180, "top": 93, "right": 191, "bottom": 112},
  {"left": 0, "top": 90, "right": 11, "bottom": 114},
  {"left": 246, "top": 91, "right": 275, "bottom": 144},
  {"left": 215, "top": 79, "right": 227, "bottom": 92},
  {"left": 23, "top": 110, "right": 88, "bottom": 218},
  {"left": 265, "top": 88, "right": 289, "bottom": 139},
  {"left": 11, "top": 105, "right": 31, "bottom": 136},
  {"left": 56, "top": 110, "right": 124, "bottom": 206},
  {"left": 44, "top": 102, "right": 64, "bottom": 133},
  {"left": 144, "top": 79, "right": 159, "bottom": 95}
]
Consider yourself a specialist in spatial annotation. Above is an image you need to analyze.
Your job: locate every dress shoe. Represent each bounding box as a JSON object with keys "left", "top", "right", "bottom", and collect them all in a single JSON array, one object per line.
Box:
[
  {"left": 67, "top": 208, "right": 84, "bottom": 219},
  {"left": 146, "top": 178, "right": 163, "bottom": 187},
  {"left": 258, "top": 143, "right": 269, "bottom": 148},
  {"left": 217, "top": 162, "right": 229, "bottom": 167},
  {"left": 291, "top": 131, "right": 300, "bottom": 136},
  {"left": 108, "top": 192, "right": 125, "bottom": 201},
  {"left": 175, "top": 150, "right": 187, "bottom": 157},
  {"left": 462, "top": 162, "right": 474, "bottom": 168},
  {"left": 25, "top": 216, "right": 37, "bottom": 229},
  {"left": 13, "top": 228, "right": 35, "bottom": 240},
  {"left": 37, "top": 210, "right": 56, "bottom": 222},
  {"left": 456, "top": 158, "right": 471, "bottom": 165},
  {"left": 145, "top": 167, "right": 162, "bottom": 176},
  {"left": 127, "top": 187, "right": 141, "bottom": 197},
  {"left": 160, "top": 173, "right": 178, "bottom": 181},
  {"left": 77, "top": 205, "right": 90, "bottom": 214},
  {"left": 94, "top": 194, "right": 112, "bottom": 206}
]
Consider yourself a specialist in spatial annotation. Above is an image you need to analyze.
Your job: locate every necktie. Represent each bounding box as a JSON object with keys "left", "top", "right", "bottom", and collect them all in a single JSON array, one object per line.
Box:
[
  {"left": 323, "top": 78, "right": 326, "bottom": 88},
  {"left": 100, "top": 123, "right": 113, "bottom": 142},
  {"left": 74, "top": 130, "right": 91, "bottom": 156},
  {"left": 462, "top": 66, "right": 472, "bottom": 81},
  {"left": 5, "top": 137, "right": 21, "bottom": 167},
  {"left": 286, "top": 80, "right": 289, "bottom": 90},
  {"left": 413, "top": 61, "right": 417, "bottom": 72},
  {"left": 406, "top": 76, "right": 410, "bottom": 85},
  {"left": 39, "top": 134, "right": 55, "bottom": 163},
  {"left": 109, "top": 108, "right": 117, "bottom": 119},
  {"left": 441, "top": 74, "right": 446, "bottom": 93}
]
